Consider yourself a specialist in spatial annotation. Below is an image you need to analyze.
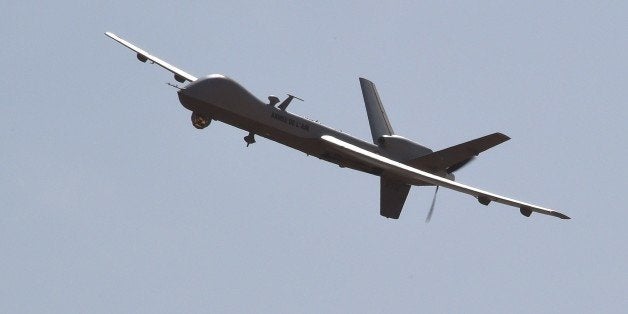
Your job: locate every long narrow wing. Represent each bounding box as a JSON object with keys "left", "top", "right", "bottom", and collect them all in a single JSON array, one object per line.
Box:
[
  {"left": 321, "top": 135, "right": 569, "bottom": 220},
  {"left": 406, "top": 133, "right": 510, "bottom": 172},
  {"left": 105, "top": 32, "right": 197, "bottom": 83}
]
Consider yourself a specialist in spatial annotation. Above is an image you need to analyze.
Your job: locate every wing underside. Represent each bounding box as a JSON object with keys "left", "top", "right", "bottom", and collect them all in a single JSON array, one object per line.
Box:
[
  {"left": 321, "top": 135, "right": 569, "bottom": 220},
  {"left": 105, "top": 32, "right": 197, "bottom": 83}
]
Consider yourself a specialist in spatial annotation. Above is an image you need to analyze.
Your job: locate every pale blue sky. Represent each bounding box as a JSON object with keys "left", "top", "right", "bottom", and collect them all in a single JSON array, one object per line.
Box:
[{"left": 1, "top": 1, "right": 627, "bottom": 313}]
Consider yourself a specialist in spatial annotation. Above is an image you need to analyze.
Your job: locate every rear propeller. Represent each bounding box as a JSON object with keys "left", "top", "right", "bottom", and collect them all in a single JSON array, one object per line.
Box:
[
  {"left": 425, "top": 186, "right": 439, "bottom": 223},
  {"left": 426, "top": 157, "right": 476, "bottom": 223}
]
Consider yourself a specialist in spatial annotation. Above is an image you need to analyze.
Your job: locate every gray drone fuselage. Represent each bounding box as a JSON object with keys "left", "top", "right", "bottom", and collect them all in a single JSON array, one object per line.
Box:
[{"left": 179, "top": 74, "right": 387, "bottom": 175}]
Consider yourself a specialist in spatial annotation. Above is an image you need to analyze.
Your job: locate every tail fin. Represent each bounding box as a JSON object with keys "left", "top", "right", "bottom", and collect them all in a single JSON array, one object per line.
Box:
[
  {"left": 361, "top": 78, "right": 410, "bottom": 219},
  {"left": 360, "top": 78, "right": 394, "bottom": 144},
  {"left": 380, "top": 177, "right": 411, "bottom": 219}
]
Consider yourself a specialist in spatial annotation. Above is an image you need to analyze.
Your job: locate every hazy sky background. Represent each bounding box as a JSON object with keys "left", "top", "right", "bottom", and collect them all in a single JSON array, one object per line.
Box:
[{"left": 1, "top": 1, "right": 627, "bottom": 313}]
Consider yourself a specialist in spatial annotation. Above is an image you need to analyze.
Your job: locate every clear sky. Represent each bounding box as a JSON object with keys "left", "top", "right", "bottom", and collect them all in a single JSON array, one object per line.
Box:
[{"left": 1, "top": 1, "right": 627, "bottom": 313}]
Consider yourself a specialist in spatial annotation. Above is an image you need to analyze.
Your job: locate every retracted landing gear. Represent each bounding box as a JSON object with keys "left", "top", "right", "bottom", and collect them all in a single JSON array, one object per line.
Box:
[
  {"left": 191, "top": 112, "right": 211, "bottom": 129},
  {"left": 244, "top": 132, "right": 256, "bottom": 147}
]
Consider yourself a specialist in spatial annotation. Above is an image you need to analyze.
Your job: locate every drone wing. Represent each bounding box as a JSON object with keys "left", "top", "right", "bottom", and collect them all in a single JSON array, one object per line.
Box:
[
  {"left": 105, "top": 32, "right": 197, "bottom": 83},
  {"left": 321, "top": 135, "right": 569, "bottom": 220},
  {"left": 407, "top": 132, "right": 510, "bottom": 172}
]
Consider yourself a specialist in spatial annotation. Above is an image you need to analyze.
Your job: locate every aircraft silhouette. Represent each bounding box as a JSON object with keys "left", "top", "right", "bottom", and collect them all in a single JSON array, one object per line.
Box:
[{"left": 106, "top": 32, "right": 569, "bottom": 221}]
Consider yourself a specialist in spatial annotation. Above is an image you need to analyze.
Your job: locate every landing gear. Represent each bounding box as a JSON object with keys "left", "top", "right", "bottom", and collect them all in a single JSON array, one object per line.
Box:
[
  {"left": 244, "top": 132, "right": 256, "bottom": 147},
  {"left": 191, "top": 112, "right": 211, "bottom": 129}
]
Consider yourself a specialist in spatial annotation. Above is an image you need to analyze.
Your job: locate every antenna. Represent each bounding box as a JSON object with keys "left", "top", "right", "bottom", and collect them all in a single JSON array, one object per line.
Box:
[
  {"left": 277, "top": 94, "right": 304, "bottom": 111},
  {"left": 166, "top": 82, "right": 183, "bottom": 90}
]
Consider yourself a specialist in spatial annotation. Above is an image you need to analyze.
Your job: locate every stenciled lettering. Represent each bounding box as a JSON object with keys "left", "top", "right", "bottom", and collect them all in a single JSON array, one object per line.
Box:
[{"left": 271, "top": 112, "right": 310, "bottom": 132}]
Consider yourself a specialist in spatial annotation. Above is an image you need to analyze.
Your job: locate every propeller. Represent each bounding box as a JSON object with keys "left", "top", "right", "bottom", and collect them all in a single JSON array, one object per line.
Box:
[
  {"left": 446, "top": 157, "right": 475, "bottom": 174},
  {"left": 426, "top": 157, "right": 476, "bottom": 222},
  {"left": 425, "top": 186, "right": 439, "bottom": 223}
]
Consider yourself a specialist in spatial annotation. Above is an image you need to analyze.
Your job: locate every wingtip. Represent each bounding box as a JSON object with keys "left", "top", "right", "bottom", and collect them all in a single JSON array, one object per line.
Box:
[
  {"left": 495, "top": 132, "right": 511, "bottom": 141},
  {"left": 551, "top": 211, "right": 571, "bottom": 220}
]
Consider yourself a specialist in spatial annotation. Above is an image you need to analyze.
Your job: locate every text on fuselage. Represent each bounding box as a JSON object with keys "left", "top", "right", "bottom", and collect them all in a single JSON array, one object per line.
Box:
[{"left": 271, "top": 112, "right": 310, "bottom": 132}]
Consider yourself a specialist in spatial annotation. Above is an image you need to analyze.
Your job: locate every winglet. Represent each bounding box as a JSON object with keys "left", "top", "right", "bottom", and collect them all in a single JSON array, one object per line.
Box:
[{"left": 105, "top": 32, "right": 197, "bottom": 83}]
